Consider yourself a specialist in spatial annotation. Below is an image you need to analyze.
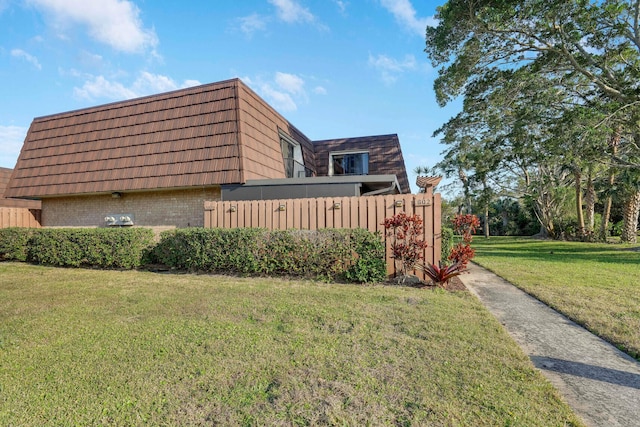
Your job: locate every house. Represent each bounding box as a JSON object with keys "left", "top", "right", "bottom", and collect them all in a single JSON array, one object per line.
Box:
[{"left": 5, "top": 78, "right": 410, "bottom": 231}]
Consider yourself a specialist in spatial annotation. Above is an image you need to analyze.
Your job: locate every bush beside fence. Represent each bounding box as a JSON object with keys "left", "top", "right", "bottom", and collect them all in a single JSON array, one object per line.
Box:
[
  {"left": 0, "top": 227, "right": 387, "bottom": 283},
  {"left": 0, "top": 228, "right": 154, "bottom": 269},
  {"left": 151, "top": 227, "right": 386, "bottom": 283}
]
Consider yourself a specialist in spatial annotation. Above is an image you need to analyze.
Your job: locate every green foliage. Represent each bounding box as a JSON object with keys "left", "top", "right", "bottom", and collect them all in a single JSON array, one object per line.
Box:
[
  {"left": 440, "top": 226, "right": 454, "bottom": 261},
  {"left": 27, "top": 228, "right": 154, "bottom": 269},
  {"left": 152, "top": 227, "right": 386, "bottom": 283},
  {"left": 343, "top": 228, "right": 387, "bottom": 283},
  {"left": 0, "top": 228, "right": 36, "bottom": 261},
  {"left": 612, "top": 220, "right": 625, "bottom": 237},
  {"left": 486, "top": 198, "right": 539, "bottom": 236},
  {"left": 151, "top": 228, "right": 263, "bottom": 273}
]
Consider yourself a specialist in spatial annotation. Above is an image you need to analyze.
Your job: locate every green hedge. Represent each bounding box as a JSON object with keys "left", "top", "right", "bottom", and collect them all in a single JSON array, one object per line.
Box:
[
  {"left": 152, "top": 227, "right": 386, "bottom": 283},
  {"left": 1, "top": 226, "right": 387, "bottom": 283},
  {"left": 0, "top": 228, "right": 36, "bottom": 261},
  {"left": 441, "top": 226, "right": 454, "bottom": 264},
  {"left": 26, "top": 228, "right": 154, "bottom": 269}
]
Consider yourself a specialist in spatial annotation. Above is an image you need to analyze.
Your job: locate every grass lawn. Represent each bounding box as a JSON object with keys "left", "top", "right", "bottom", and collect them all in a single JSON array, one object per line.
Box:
[
  {"left": 472, "top": 237, "right": 640, "bottom": 360},
  {"left": 0, "top": 263, "right": 583, "bottom": 426}
]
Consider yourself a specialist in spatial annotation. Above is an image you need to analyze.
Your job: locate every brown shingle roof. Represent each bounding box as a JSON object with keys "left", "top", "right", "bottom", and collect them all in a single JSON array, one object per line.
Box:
[
  {"left": 6, "top": 79, "right": 408, "bottom": 198},
  {"left": 0, "top": 167, "right": 41, "bottom": 208},
  {"left": 6, "top": 79, "right": 309, "bottom": 199},
  {"left": 312, "top": 134, "right": 410, "bottom": 193}
]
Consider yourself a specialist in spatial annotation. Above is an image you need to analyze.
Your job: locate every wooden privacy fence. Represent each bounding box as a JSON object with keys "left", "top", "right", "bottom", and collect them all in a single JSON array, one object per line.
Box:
[
  {"left": 204, "top": 193, "right": 441, "bottom": 280},
  {"left": 0, "top": 208, "right": 41, "bottom": 229}
]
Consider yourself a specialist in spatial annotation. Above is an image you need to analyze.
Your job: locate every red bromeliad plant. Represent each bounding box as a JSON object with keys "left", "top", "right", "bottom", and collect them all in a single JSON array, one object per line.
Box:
[
  {"left": 382, "top": 212, "right": 428, "bottom": 277},
  {"left": 425, "top": 214, "right": 481, "bottom": 287},
  {"left": 423, "top": 261, "right": 465, "bottom": 286}
]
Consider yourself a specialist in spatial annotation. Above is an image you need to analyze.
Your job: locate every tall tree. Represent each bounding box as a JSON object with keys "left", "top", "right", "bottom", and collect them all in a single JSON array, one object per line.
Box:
[{"left": 426, "top": 0, "right": 640, "bottom": 166}]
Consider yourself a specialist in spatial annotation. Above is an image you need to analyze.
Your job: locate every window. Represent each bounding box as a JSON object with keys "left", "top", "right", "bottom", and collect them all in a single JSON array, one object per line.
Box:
[
  {"left": 279, "top": 131, "right": 308, "bottom": 178},
  {"left": 329, "top": 151, "right": 369, "bottom": 176}
]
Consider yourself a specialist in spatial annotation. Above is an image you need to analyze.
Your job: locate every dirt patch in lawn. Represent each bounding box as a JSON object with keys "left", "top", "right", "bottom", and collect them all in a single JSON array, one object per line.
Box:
[{"left": 387, "top": 275, "right": 468, "bottom": 292}]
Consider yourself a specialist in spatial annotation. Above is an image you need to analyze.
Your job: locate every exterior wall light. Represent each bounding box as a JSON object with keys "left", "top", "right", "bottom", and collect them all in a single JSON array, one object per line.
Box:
[
  {"left": 394, "top": 200, "right": 404, "bottom": 208},
  {"left": 230, "top": 206, "right": 237, "bottom": 212},
  {"left": 278, "top": 204, "right": 286, "bottom": 211},
  {"left": 333, "top": 202, "right": 341, "bottom": 209}
]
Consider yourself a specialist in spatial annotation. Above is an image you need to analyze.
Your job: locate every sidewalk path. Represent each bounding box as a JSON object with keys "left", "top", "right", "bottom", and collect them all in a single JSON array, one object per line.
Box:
[{"left": 459, "top": 263, "right": 640, "bottom": 427}]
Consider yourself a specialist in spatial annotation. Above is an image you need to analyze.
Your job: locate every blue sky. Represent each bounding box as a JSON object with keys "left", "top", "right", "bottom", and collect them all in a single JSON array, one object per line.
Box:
[{"left": 0, "top": 0, "right": 458, "bottom": 193}]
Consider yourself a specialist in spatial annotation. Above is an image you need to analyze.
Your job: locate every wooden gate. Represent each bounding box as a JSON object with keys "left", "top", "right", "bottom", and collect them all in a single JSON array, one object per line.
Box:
[{"left": 204, "top": 193, "right": 441, "bottom": 280}]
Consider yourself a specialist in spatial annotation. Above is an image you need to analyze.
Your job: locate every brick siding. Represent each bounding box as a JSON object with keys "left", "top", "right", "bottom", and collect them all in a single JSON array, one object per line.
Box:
[{"left": 42, "top": 187, "right": 221, "bottom": 233}]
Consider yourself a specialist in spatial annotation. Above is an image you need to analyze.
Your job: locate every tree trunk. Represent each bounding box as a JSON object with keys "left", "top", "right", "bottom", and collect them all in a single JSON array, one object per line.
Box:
[
  {"left": 600, "top": 194, "right": 613, "bottom": 240},
  {"left": 574, "top": 168, "right": 585, "bottom": 236},
  {"left": 584, "top": 165, "right": 595, "bottom": 234},
  {"left": 484, "top": 204, "right": 490, "bottom": 238},
  {"left": 458, "top": 168, "right": 471, "bottom": 214},
  {"left": 599, "top": 131, "right": 620, "bottom": 240},
  {"left": 621, "top": 190, "right": 640, "bottom": 244}
]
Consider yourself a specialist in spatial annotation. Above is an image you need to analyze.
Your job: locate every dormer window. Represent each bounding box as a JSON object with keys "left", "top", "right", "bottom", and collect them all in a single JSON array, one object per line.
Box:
[
  {"left": 280, "top": 131, "right": 309, "bottom": 178},
  {"left": 329, "top": 151, "right": 369, "bottom": 176}
]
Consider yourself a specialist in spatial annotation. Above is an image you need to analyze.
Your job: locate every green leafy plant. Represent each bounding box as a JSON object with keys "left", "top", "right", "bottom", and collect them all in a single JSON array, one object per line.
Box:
[
  {"left": 152, "top": 227, "right": 386, "bottom": 283},
  {"left": 0, "top": 227, "right": 35, "bottom": 261},
  {"left": 440, "top": 226, "right": 454, "bottom": 262},
  {"left": 26, "top": 228, "right": 154, "bottom": 269}
]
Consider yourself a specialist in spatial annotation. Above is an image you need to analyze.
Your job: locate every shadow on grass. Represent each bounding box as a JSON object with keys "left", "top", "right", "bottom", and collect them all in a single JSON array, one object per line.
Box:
[
  {"left": 530, "top": 355, "right": 640, "bottom": 390},
  {"left": 472, "top": 238, "right": 640, "bottom": 266}
]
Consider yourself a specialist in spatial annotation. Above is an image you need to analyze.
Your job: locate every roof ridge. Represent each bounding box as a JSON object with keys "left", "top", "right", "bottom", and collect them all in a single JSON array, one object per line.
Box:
[{"left": 33, "top": 78, "right": 242, "bottom": 122}]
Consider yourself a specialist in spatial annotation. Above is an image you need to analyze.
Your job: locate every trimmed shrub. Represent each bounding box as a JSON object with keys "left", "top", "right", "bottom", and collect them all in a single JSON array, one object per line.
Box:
[
  {"left": 151, "top": 227, "right": 264, "bottom": 273},
  {"left": 440, "top": 226, "right": 454, "bottom": 263},
  {"left": 27, "top": 228, "right": 154, "bottom": 269},
  {"left": 343, "top": 228, "right": 387, "bottom": 283},
  {"left": 152, "top": 227, "right": 386, "bottom": 283},
  {"left": 0, "top": 228, "right": 36, "bottom": 261}
]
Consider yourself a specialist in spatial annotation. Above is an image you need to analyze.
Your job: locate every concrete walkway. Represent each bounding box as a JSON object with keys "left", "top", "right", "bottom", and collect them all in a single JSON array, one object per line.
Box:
[{"left": 458, "top": 263, "right": 640, "bottom": 427}]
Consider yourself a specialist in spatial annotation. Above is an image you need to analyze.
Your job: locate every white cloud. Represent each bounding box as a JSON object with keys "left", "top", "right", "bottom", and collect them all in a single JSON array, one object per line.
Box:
[
  {"left": 237, "top": 13, "right": 268, "bottom": 37},
  {"left": 241, "top": 72, "right": 312, "bottom": 112},
  {"left": 74, "top": 75, "right": 137, "bottom": 100},
  {"left": 368, "top": 53, "right": 417, "bottom": 84},
  {"left": 268, "top": 0, "right": 314, "bottom": 23},
  {"left": 379, "top": 0, "right": 436, "bottom": 37},
  {"left": 182, "top": 79, "right": 202, "bottom": 88},
  {"left": 0, "top": 125, "right": 28, "bottom": 168},
  {"left": 313, "top": 86, "right": 327, "bottom": 95},
  {"left": 77, "top": 50, "right": 103, "bottom": 68},
  {"left": 275, "top": 72, "right": 305, "bottom": 96},
  {"left": 27, "top": 0, "right": 158, "bottom": 54},
  {"left": 11, "top": 49, "right": 42, "bottom": 70},
  {"left": 261, "top": 85, "right": 298, "bottom": 112},
  {"left": 334, "top": 0, "right": 347, "bottom": 14},
  {"left": 73, "top": 72, "right": 201, "bottom": 101}
]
